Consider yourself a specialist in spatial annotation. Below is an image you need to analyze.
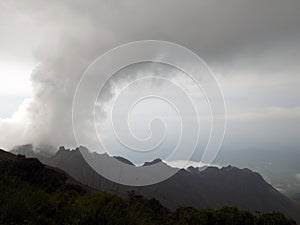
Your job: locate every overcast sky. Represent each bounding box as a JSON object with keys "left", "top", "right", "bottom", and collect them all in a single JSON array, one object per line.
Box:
[{"left": 0, "top": 0, "right": 299, "bottom": 168}]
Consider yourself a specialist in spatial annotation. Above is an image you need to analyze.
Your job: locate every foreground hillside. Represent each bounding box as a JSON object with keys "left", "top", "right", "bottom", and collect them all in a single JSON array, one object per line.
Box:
[
  {"left": 0, "top": 150, "right": 295, "bottom": 225},
  {"left": 0, "top": 149, "right": 297, "bottom": 225},
  {"left": 40, "top": 146, "right": 300, "bottom": 222}
]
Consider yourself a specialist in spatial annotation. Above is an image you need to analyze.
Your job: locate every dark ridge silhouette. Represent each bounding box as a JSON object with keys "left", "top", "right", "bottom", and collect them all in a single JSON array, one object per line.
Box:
[
  {"left": 114, "top": 156, "right": 135, "bottom": 166},
  {"left": 0, "top": 149, "right": 297, "bottom": 225},
  {"left": 143, "top": 158, "right": 162, "bottom": 166},
  {"left": 27, "top": 146, "right": 300, "bottom": 223}
]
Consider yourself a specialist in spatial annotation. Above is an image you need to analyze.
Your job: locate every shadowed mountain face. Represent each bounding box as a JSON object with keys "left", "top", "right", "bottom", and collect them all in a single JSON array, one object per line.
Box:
[
  {"left": 0, "top": 149, "right": 171, "bottom": 225},
  {"left": 0, "top": 149, "right": 87, "bottom": 194},
  {"left": 34, "top": 147, "right": 300, "bottom": 223},
  {"left": 1, "top": 148, "right": 297, "bottom": 225}
]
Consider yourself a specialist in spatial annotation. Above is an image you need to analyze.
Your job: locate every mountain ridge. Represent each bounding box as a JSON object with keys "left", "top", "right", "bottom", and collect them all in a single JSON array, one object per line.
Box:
[
  {"left": 1, "top": 148, "right": 297, "bottom": 225},
  {"left": 8, "top": 146, "right": 300, "bottom": 223},
  {"left": 37, "top": 146, "right": 300, "bottom": 223}
]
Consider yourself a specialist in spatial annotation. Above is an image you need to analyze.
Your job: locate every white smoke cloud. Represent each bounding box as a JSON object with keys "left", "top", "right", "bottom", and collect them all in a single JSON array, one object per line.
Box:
[{"left": 0, "top": 0, "right": 299, "bottom": 156}]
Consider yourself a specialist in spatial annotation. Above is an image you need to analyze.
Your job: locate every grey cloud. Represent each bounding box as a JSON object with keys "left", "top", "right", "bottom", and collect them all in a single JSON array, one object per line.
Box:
[{"left": 0, "top": 0, "right": 299, "bottom": 156}]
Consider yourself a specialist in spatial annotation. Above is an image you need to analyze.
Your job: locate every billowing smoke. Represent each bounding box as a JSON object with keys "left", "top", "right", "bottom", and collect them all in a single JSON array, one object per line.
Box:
[
  {"left": 0, "top": 0, "right": 300, "bottom": 155},
  {"left": 0, "top": 1, "right": 112, "bottom": 149}
]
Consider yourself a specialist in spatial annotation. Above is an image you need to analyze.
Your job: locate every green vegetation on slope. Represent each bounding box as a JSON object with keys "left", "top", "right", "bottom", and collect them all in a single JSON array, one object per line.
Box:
[{"left": 0, "top": 153, "right": 297, "bottom": 225}]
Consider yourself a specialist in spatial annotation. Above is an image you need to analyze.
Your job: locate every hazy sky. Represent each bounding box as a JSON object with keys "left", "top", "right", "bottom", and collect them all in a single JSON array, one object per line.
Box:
[{"left": 0, "top": 0, "right": 299, "bottom": 167}]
